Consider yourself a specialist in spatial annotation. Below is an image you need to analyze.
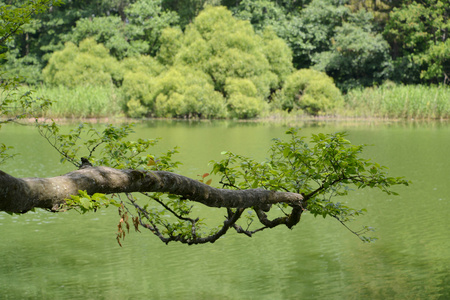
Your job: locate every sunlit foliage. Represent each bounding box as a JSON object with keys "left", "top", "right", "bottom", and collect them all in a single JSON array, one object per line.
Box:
[
  {"left": 145, "top": 6, "right": 293, "bottom": 118},
  {"left": 42, "top": 38, "right": 121, "bottom": 87},
  {"left": 275, "top": 69, "right": 343, "bottom": 115}
]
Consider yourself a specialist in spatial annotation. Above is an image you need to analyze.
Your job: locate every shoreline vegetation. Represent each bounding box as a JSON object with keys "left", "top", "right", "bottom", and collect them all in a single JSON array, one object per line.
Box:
[
  {"left": 3, "top": 4, "right": 449, "bottom": 122},
  {"left": 4, "top": 82, "right": 449, "bottom": 122},
  {"left": 341, "top": 83, "right": 450, "bottom": 120}
]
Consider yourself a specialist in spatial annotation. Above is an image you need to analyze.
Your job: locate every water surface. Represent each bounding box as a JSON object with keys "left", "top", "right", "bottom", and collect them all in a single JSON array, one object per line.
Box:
[{"left": 0, "top": 120, "right": 449, "bottom": 299}]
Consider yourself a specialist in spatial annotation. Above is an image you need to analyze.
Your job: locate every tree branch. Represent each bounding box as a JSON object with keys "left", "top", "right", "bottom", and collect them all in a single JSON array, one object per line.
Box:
[{"left": 0, "top": 166, "right": 304, "bottom": 213}]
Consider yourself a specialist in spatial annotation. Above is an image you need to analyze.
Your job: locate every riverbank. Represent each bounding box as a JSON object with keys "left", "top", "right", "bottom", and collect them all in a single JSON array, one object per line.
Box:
[{"left": 4, "top": 83, "right": 450, "bottom": 121}]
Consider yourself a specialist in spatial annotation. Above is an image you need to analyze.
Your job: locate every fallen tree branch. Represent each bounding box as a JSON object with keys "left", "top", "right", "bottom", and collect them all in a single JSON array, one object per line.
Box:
[{"left": 0, "top": 166, "right": 304, "bottom": 213}]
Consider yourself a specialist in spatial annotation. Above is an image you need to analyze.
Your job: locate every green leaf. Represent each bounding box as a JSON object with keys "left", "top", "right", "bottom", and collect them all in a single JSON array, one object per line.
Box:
[{"left": 79, "top": 198, "right": 91, "bottom": 210}]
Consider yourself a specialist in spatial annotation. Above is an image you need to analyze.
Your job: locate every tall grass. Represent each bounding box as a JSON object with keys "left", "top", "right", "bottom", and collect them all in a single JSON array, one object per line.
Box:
[
  {"left": 343, "top": 83, "right": 450, "bottom": 119},
  {"left": 3, "top": 82, "right": 449, "bottom": 120},
  {"left": 34, "top": 85, "right": 124, "bottom": 118}
]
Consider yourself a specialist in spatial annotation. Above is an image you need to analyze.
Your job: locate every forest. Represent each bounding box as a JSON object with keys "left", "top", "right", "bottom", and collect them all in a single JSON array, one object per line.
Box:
[{"left": 1, "top": 0, "right": 449, "bottom": 119}]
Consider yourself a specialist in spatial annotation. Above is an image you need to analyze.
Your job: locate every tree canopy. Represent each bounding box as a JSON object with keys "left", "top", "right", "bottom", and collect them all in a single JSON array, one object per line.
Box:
[
  {"left": 2, "top": 0, "right": 448, "bottom": 103},
  {"left": 104, "top": 6, "right": 295, "bottom": 118}
]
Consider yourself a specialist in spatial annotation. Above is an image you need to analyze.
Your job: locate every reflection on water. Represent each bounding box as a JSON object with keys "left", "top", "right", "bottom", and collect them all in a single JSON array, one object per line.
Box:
[{"left": 0, "top": 120, "right": 449, "bottom": 299}]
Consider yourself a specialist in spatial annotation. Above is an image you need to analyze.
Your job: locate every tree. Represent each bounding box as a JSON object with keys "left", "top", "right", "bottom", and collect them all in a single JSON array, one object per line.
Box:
[
  {"left": 123, "top": 6, "right": 293, "bottom": 118},
  {"left": 275, "top": 68, "right": 343, "bottom": 114},
  {"left": 124, "top": 0, "right": 179, "bottom": 56},
  {"left": 68, "top": 0, "right": 179, "bottom": 59},
  {"left": 0, "top": 0, "right": 61, "bottom": 83},
  {"left": 1, "top": 0, "right": 107, "bottom": 84},
  {"left": 231, "top": 0, "right": 310, "bottom": 69},
  {"left": 173, "top": 6, "right": 292, "bottom": 96},
  {"left": 69, "top": 16, "right": 135, "bottom": 60},
  {"left": 420, "top": 40, "right": 450, "bottom": 85},
  {"left": 42, "top": 38, "right": 122, "bottom": 87},
  {"left": 161, "top": 0, "right": 221, "bottom": 28},
  {"left": 233, "top": 0, "right": 349, "bottom": 69},
  {"left": 288, "top": 0, "right": 349, "bottom": 68},
  {"left": 313, "top": 12, "right": 392, "bottom": 91},
  {"left": 232, "top": 0, "right": 393, "bottom": 89},
  {"left": 0, "top": 0, "right": 59, "bottom": 49},
  {"left": 2, "top": 0, "right": 179, "bottom": 83},
  {"left": 383, "top": 0, "right": 450, "bottom": 84}
]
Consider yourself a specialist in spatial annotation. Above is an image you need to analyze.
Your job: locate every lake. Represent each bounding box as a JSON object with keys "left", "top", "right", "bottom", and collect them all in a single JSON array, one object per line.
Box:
[{"left": 0, "top": 119, "right": 449, "bottom": 299}]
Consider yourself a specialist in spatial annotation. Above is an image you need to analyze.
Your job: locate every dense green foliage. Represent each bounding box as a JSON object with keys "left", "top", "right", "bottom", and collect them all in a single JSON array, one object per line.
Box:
[
  {"left": 43, "top": 38, "right": 122, "bottom": 87},
  {"left": 384, "top": 0, "right": 450, "bottom": 85},
  {"left": 275, "top": 68, "right": 343, "bottom": 114},
  {"left": 150, "top": 6, "right": 293, "bottom": 118},
  {"left": 120, "top": 6, "right": 295, "bottom": 118},
  {"left": 312, "top": 11, "right": 392, "bottom": 91},
  {"left": 2, "top": 0, "right": 448, "bottom": 119}
]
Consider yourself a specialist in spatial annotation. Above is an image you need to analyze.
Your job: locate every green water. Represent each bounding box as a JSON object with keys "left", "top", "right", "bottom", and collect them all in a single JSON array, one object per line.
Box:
[{"left": 0, "top": 120, "right": 449, "bottom": 299}]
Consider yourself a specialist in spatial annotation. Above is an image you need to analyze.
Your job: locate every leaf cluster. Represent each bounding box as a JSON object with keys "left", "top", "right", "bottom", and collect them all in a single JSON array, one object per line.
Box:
[
  {"left": 39, "top": 121, "right": 197, "bottom": 246},
  {"left": 36, "top": 121, "right": 180, "bottom": 171},
  {"left": 65, "top": 190, "right": 120, "bottom": 214},
  {"left": 211, "top": 128, "right": 410, "bottom": 241}
]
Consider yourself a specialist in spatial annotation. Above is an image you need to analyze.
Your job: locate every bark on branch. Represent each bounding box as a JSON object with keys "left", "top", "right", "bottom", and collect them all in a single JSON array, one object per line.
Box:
[{"left": 0, "top": 166, "right": 304, "bottom": 213}]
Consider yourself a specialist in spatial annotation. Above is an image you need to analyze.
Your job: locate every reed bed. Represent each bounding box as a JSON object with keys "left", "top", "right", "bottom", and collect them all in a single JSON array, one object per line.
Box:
[
  {"left": 3, "top": 83, "right": 449, "bottom": 120},
  {"left": 34, "top": 85, "right": 123, "bottom": 118},
  {"left": 343, "top": 84, "right": 450, "bottom": 119}
]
